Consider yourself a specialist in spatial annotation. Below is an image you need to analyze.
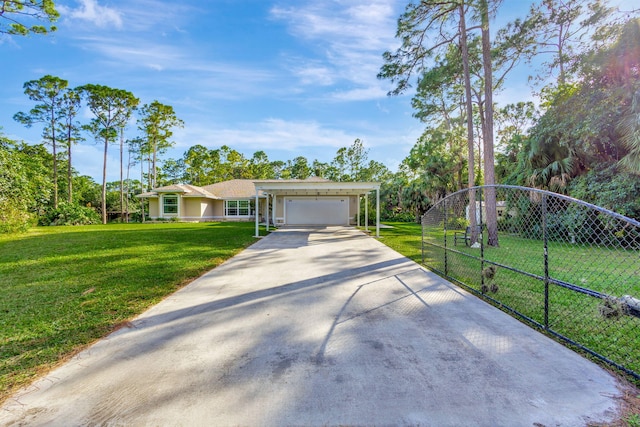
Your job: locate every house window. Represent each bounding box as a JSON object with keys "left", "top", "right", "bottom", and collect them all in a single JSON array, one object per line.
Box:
[
  {"left": 163, "top": 195, "right": 178, "bottom": 215},
  {"left": 225, "top": 200, "right": 250, "bottom": 217}
]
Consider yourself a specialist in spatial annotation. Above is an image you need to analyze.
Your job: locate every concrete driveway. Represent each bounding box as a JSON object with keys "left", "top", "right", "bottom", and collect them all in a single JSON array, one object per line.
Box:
[{"left": 0, "top": 226, "right": 622, "bottom": 426}]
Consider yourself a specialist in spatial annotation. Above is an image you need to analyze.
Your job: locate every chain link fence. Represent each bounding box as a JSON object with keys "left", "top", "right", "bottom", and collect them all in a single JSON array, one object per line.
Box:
[{"left": 421, "top": 185, "right": 640, "bottom": 380}]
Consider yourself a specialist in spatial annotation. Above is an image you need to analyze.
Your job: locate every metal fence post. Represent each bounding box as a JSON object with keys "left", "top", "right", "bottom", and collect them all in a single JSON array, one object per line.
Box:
[
  {"left": 542, "top": 193, "right": 549, "bottom": 330},
  {"left": 421, "top": 213, "right": 425, "bottom": 265},
  {"left": 444, "top": 198, "right": 448, "bottom": 276},
  {"left": 479, "top": 188, "right": 485, "bottom": 291}
]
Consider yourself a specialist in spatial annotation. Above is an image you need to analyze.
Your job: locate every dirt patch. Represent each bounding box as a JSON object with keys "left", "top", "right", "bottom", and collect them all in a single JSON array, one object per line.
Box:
[{"left": 604, "top": 376, "right": 640, "bottom": 427}]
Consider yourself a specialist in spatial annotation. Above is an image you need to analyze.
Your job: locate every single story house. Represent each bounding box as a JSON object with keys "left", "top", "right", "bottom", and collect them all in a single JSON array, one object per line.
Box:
[{"left": 137, "top": 178, "right": 382, "bottom": 237}]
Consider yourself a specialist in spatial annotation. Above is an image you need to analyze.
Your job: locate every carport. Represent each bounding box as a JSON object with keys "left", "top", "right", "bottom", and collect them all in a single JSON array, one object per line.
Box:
[{"left": 253, "top": 180, "right": 381, "bottom": 237}]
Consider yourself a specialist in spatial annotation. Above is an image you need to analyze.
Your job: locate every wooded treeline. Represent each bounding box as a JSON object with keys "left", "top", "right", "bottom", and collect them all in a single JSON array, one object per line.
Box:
[
  {"left": 1, "top": 0, "right": 639, "bottom": 233},
  {"left": 378, "top": 0, "right": 640, "bottom": 245}
]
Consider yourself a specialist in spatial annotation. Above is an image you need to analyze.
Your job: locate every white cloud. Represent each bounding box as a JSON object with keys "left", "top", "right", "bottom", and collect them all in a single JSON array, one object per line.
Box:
[
  {"left": 173, "top": 118, "right": 353, "bottom": 153},
  {"left": 330, "top": 86, "right": 389, "bottom": 101},
  {"left": 73, "top": 36, "right": 182, "bottom": 71},
  {"left": 60, "top": 0, "right": 123, "bottom": 29},
  {"left": 290, "top": 61, "right": 335, "bottom": 86},
  {"left": 270, "top": 0, "right": 400, "bottom": 100}
]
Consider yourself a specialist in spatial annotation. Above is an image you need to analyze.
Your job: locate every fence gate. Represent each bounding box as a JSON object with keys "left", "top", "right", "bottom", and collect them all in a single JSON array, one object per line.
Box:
[{"left": 421, "top": 185, "right": 640, "bottom": 380}]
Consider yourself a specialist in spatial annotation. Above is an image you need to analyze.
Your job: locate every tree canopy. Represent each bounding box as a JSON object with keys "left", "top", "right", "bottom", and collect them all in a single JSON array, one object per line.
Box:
[{"left": 0, "top": 0, "right": 59, "bottom": 36}]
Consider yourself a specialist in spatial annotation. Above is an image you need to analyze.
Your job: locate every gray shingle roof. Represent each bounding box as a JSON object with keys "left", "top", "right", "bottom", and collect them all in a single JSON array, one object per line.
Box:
[{"left": 138, "top": 178, "right": 338, "bottom": 199}]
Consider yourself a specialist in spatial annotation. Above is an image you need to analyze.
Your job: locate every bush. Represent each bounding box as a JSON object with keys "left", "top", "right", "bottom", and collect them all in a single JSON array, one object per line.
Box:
[
  {"left": 0, "top": 202, "right": 35, "bottom": 233},
  {"left": 381, "top": 210, "right": 416, "bottom": 223},
  {"left": 569, "top": 164, "right": 640, "bottom": 221},
  {"left": 41, "top": 202, "right": 101, "bottom": 226}
]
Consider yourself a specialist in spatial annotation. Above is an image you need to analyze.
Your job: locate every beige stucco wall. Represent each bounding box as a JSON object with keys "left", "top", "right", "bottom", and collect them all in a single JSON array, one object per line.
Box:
[
  {"left": 183, "top": 198, "right": 202, "bottom": 218},
  {"left": 148, "top": 199, "right": 159, "bottom": 218},
  {"left": 212, "top": 200, "right": 224, "bottom": 217},
  {"left": 349, "top": 196, "right": 357, "bottom": 224},
  {"left": 273, "top": 196, "right": 284, "bottom": 220},
  {"left": 201, "top": 200, "right": 215, "bottom": 218}
]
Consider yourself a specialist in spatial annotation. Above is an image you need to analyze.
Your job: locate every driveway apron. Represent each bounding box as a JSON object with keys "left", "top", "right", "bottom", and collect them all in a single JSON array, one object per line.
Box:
[{"left": 0, "top": 226, "right": 622, "bottom": 426}]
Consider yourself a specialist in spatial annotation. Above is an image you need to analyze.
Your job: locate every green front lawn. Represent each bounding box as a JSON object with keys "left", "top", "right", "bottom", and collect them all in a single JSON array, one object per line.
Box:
[{"left": 0, "top": 222, "right": 262, "bottom": 401}]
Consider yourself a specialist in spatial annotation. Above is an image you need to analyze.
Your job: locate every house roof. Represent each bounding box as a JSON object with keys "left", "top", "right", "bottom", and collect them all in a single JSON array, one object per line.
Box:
[
  {"left": 203, "top": 179, "right": 267, "bottom": 199},
  {"left": 137, "top": 183, "right": 220, "bottom": 199},
  {"left": 137, "top": 177, "right": 380, "bottom": 199}
]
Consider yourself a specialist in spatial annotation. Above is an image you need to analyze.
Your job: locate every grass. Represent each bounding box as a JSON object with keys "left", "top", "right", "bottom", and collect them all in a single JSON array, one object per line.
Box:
[
  {"left": 0, "top": 222, "right": 263, "bottom": 401},
  {"left": 379, "top": 221, "right": 640, "bottom": 383}
]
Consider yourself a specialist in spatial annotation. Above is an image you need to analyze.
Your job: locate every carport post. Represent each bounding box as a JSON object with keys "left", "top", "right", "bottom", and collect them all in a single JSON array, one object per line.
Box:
[
  {"left": 376, "top": 187, "right": 380, "bottom": 238},
  {"left": 272, "top": 194, "right": 276, "bottom": 227},
  {"left": 254, "top": 189, "right": 260, "bottom": 238},
  {"left": 364, "top": 192, "right": 369, "bottom": 233},
  {"left": 265, "top": 194, "right": 269, "bottom": 232},
  {"left": 357, "top": 195, "right": 361, "bottom": 227}
]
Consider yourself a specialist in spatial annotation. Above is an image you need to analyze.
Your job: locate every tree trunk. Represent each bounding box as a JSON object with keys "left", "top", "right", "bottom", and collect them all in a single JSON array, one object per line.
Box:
[
  {"left": 152, "top": 137, "right": 157, "bottom": 189},
  {"left": 120, "top": 128, "right": 124, "bottom": 222},
  {"left": 141, "top": 149, "right": 145, "bottom": 223},
  {"left": 147, "top": 153, "right": 153, "bottom": 191},
  {"left": 459, "top": 3, "right": 478, "bottom": 244},
  {"left": 480, "top": 0, "right": 499, "bottom": 247},
  {"left": 102, "top": 137, "right": 108, "bottom": 225},
  {"left": 125, "top": 141, "right": 131, "bottom": 223},
  {"left": 67, "top": 127, "right": 72, "bottom": 203},
  {"left": 51, "top": 109, "right": 58, "bottom": 209}
]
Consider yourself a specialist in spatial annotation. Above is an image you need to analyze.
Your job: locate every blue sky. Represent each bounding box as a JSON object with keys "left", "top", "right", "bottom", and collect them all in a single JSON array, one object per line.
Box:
[{"left": 0, "top": 0, "right": 634, "bottom": 182}]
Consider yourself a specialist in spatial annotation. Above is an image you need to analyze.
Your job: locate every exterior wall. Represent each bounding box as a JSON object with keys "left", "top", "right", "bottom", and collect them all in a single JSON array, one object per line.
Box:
[
  {"left": 212, "top": 200, "right": 224, "bottom": 217},
  {"left": 274, "top": 195, "right": 285, "bottom": 224},
  {"left": 149, "top": 199, "right": 159, "bottom": 218},
  {"left": 202, "top": 200, "right": 216, "bottom": 218},
  {"left": 183, "top": 198, "right": 203, "bottom": 220},
  {"left": 349, "top": 196, "right": 357, "bottom": 225}
]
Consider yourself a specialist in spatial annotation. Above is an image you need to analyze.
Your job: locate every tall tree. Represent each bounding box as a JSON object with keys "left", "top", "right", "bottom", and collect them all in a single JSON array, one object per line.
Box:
[
  {"left": 270, "top": 160, "right": 288, "bottom": 179},
  {"left": 311, "top": 159, "right": 330, "bottom": 178},
  {"left": 379, "top": 0, "right": 479, "bottom": 238},
  {"left": 183, "top": 144, "right": 217, "bottom": 185},
  {"left": 289, "top": 156, "right": 311, "bottom": 180},
  {"left": 329, "top": 147, "right": 348, "bottom": 181},
  {"left": 161, "top": 158, "right": 186, "bottom": 184},
  {"left": 0, "top": 0, "right": 58, "bottom": 35},
  {"left": 613, "top": 19, "right": 640, "bottom": 173},
  {"left": 249, "top": 150, "right": 274, "bottom": 179},
  {"left": 58, "top": 88, "right": 82, "bottom": 203},
  {"left": 403, "top": 126, "right": 466, "bottom": 202},
  {"left": 459, "top": 2, "right": 479, "bottom": 244},
  {"left": 220, "top": 145, "right": 249, "bottom": 179},
  {"left": 346, "top": 138, "right": 368, "bottom": 181},
  {"left": 79, "top": 84, "right": 138, "bottom": 224},
  {"left": 126, "top": 136, "right": 147, "bottom": 220},
  {"left": 138, "top": 101, "right": 183, "bottom": 189},
  {"left": 479, "top": 0, "right": 499, "bottom": 246},
  {"left": 116, "top": 102, "right": 138, "bottom": 221},
  {"left": 14, "top": 75, "right": 67, "bottom": 209},
  {"left": 525, "top": 0, "right": 615, "bottom": 85}
]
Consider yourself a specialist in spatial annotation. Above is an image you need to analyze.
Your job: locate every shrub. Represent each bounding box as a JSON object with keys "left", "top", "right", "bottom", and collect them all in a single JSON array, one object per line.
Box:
[
  {"left": 41, "top": 202, "right": 101, "bottom": 226},
  {"left": 569, "top": 164, "right": 640, "bottom": 221},
  {"left": 0, "top": 202, "right": 35, "bottom": 233},
  {"left": 381, "top": 210, "right": 416, "bottom": 223}
]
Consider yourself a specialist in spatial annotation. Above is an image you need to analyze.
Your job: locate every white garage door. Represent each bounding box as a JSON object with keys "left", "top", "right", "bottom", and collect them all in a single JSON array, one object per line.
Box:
[{"left": 285, "top": 197, "right": 349, "bottom": 225}]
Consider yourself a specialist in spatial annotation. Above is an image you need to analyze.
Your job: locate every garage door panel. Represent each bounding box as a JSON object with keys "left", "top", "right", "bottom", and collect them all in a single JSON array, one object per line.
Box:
[{"left": 286, "top": 198, "right": 348, "bottom": 225}]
